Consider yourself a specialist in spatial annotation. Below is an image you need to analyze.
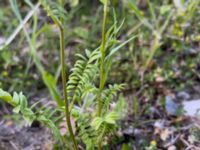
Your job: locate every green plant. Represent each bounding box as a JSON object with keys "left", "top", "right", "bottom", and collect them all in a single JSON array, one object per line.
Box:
[
  {"left": 97, "top": 0, "right": 109, "bottom": 118},
  {"left": 40, "top": 0, "right": 78, "bottom": 149},
  {"left": 0, "top": 0, "right": 137, "bottom": 149},
  {"left": 0, "top": 89, "right": 63, "bottom": 142}
]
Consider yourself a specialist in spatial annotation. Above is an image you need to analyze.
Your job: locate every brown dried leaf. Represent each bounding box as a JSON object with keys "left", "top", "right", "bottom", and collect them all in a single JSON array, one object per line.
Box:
[{"left": 160, "top": 128, "right": 172, "bottom": 141}]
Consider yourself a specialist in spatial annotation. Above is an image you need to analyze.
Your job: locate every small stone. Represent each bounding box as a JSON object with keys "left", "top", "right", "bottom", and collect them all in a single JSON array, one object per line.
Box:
[
  {"left": 156, "top": 76, "right": 165, "bottom": 82},
  {"left": 35, "top": 145, "right": 41, "bottom": 150},
  {"left": 154, "top": 120, "right": 165, "bottom": 129},
  {"left": 124, "top": 126, "right": 134, "bottom": 135},
  {"left": 168, "top": 145, "right": 176, "bottom": 150},
  {"left": 165, "top": 96, "right": 178, "bottom": 116},
  {"left": 177, "top": 91, "right": 190, "bottom": 100},
  {"left": 183, "top": 99, "right": 200, "bottom": 117},
  {"left": 134, "top": 128, "right": 142, "bottom": 135}
]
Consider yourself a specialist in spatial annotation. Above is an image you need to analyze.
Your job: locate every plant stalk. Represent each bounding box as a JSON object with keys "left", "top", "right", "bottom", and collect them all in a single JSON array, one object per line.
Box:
[
  {"left": 97, "top": 1, "right": 109, "bottom": 150},
  {"left": 58, "top": 1, "right": 78, "bottom": 149},
  {"left": 97, "top": 0, "right": 109, "bottom": 117},
  {"left": 59, "top": 26, "right": 78, "bottom": 150}
]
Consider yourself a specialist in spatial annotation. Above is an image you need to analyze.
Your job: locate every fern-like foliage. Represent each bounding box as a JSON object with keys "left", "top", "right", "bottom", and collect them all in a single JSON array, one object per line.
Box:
[
  {"left": 73, "top": 112, "right": 97, "bottom": 150},
  {"left": 72, "top": 98, "right": 126, "bottom": 150},
  {"left": 101, "top": 84, "right": 126, "bottom": 113},
  {"left": 0, "top": 89, "right": 63, "bottom": 143},
  {"left": 67, "top": 49, "right": 100, "bottom": 109},
  {"left": 66, "top": 22, "right": 130, "bottom": 147},
  {"left": 68, "top": 50, "right": 128, "bottom": 148},
  {"left": 67, "top": 50, "right": 128, "bottom": 148}
]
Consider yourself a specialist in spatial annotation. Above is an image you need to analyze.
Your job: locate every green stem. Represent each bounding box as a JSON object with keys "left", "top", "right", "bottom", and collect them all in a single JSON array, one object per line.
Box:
[
  {"left": 98, "top": 143, "right": 102, "bottom": 150},
  {"left": 59, "top": 25, "right": 78, "bottom": 150},
  {"left": 97, "top": 1, "right": 109, "bottom": 150},
  {"left": 57, "top": 1, "right": 78, "bottom": 149},
  {"left": 97, "top": 0, "right": 109, "bottom": 117}
]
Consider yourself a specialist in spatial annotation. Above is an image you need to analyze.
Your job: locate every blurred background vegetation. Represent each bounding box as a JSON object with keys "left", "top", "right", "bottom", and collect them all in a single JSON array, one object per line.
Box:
[{"left": 0, "top": 0, "right": 199, "bottom": 95}]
